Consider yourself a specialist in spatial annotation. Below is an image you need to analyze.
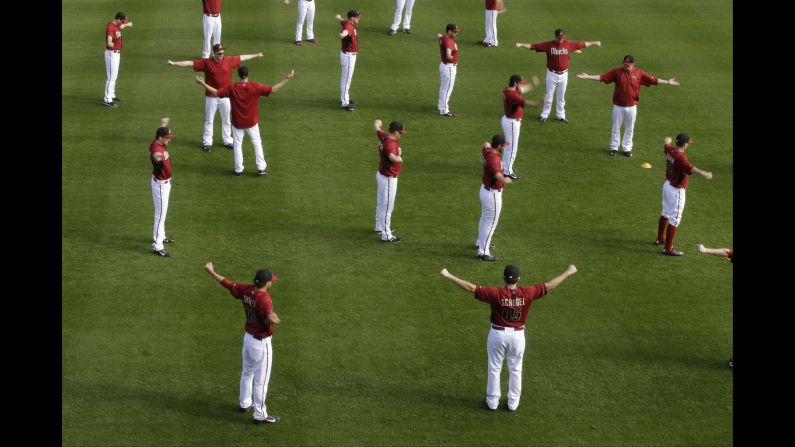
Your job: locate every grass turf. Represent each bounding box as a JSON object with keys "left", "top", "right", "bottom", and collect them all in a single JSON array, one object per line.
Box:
[{"left": 62, "top": 0, "right": 732, "bottom": 445}]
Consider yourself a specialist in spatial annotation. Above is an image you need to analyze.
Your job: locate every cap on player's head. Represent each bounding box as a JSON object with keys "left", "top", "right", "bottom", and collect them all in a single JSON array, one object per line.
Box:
[
  {"left": 446, "top": 23, "right": 461, "bottom": 33},
  {"left": 115, "top": 11, "right": 128, "bottom": 23},
  {"left": 509, "top": 74, "right": 527, "bottom": 86},
  {"left": 155, "top": 127, "right": 176, "bottom": 139},
  {"left": 238, "top": 66, "right": 249, "bottom": 78},
  {"left": 491, "top": 134, "right": 509, "bottom": 148},
  {"left": 554, "top": 28, "right": 565, "bottom": 38},
  {"left": 212, "top": 44, "right": 225, "bottom": 54},
  {"left": 504, "top": 265, "right": 520, "bottom": 284},
  {"left": 623, "top": 55, "right": 635, "bottom": 65},
  {"left": 675, "top": 133, "right": 692, "bottom": 147},
  {"left": 254, "top": 268, "right": 278, "bottom": 286},
  {"left": 388, "top": 121, "right": 408, "bottom": 134},
  {"left": 347, "top": 9, "right": 361, "bottom": 18}
]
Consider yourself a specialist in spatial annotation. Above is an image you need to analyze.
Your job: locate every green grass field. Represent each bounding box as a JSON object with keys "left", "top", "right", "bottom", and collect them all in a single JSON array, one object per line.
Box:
[{"left": 62, "top": 0, "right": 733, "bottom": 445}]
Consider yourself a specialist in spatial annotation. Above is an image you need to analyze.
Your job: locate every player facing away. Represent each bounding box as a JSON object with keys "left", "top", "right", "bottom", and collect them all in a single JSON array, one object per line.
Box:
[
  {"left": 336, "top": 10, "right": 361, "bottom": 111},
  {"left": 501, "top": 74, "right": 540, "bottom": 180},
  {"left": 204, "top": 262, "right": 282, "bottom": 424},
  {"left": 373, "top": 119, "right": 408, "bottom": 243},
  {"left": 477, "top": 135, "right": 513, "bottom": 261},
  {"left": 696, "top": 243, "right": 733, "bottom": 368},
  {"left": 195, "top": 67, "right": 295, "bottom": 176},
  {"left": 655, "top": 134, "right": 713, "bottom": 256},
  {"left": 149, "top": 117, "right": 176, "bottom": 257},
  {"left": 577, "top": 55, "right": 679, "bottom": 157},
  {"left": 288, "top": 0, "right": 317, "bottom": 45},
  {"left": 388, "top": 0, "right": 416, "bottom": 35},
  {"left": 515, "top": 29, "right": 601, "bottom": 123},
  {"left": 440, "top": 263, "right": 578, "bottom": 411},
  {"left": 437, "top": 24, "right": 460, "bottom": 117},
  {"left": 103, "top": 12, "right": 133, "bottom": 107}
]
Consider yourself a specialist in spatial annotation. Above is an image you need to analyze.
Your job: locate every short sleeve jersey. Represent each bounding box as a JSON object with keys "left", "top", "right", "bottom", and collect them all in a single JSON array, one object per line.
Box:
[
  {"left": 221, "top": 279, "right": 275, "bottom": 339},
  {"left": 486, "top": 0, "right": 499, "bottom": 10},
  {"left": 664, "top": 144, "right": 694, "bottom": 189},
  {"left": 530, "top": 40, "right": 586, "bottom": 72},
  {"left": 106, "top": 22, "right": 123, "bottom": 51},
  {"left": 482, "top": 147, "right": 504, "bottom": 190},
  {"left": 599, "top": 67, "right": 659, "bottom": 107},
  {"left": 203, "top": 0, "right": 222, "bottom": 14},
  {"left": 503, "top": 87, "right": 525, "bottom": 119},
  {"left": 377, "top": 130, "right": 402, "bottom": 177},
  {"left": 193, "top": 55, "right": 241, "bottom": 97},
  {"left": 216, "top": 82, "right": 272, "bottom": 129},
  {"left": 439, "top": 35, "right": 458, "bottom": 64},
  {"left": 341, "top": 21, "right": 358, "bottom": 53},
  {"left": 475, "top": 283, "right": 548, "bottom": 328},
  {"left": 150, "top": 140, "right": 172, "bottom": 180}
]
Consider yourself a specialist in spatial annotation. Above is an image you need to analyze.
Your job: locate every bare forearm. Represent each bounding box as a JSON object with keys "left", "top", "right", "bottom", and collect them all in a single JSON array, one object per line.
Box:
[
  {"left": 169, "top": 60, "right": 194, "bottom": 67},
  {"left": 442, "top": 272, "right": 477, "bottom": 293},
  {"left": 207, "top": 270, "right": 225, "bottom": 284},
  {"left": 585, "top": 41, "right": 601, "bottom": 47},
  {"left": 691, "top": 166, "right": 713, "bottom": 179},
  {"left": 271, "top": 78, "right": 291, "bottom": 92},
  {"left": 544, "top": 266, "right": 577, "bottom": 291},
  {"left": 240, "top": 53, "right": 264, "bottom": 61},
  {"left": 267, "top": 312, "right": 281, "bottom": 325}
]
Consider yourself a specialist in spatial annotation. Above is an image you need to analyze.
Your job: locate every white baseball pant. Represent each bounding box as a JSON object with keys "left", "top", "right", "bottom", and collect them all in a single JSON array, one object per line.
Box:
[
  {"left": 151, "top": 177, "right": 171, "bottom": 251},
  {"left": 104, "top": 50, "right": 120, "bottom": 103},
  {"left": 239, "top": 333, "right": 274, "bottom": 421},
  {"left": 203, "top": 96, "right": 233, "bottom": 146},
  {"left": 390, "top": 0, "right": 415, "bottom": 31},
  {"left": 660, "top": 180, "right": 686, "bottom": 227},
  {"left": 438, "top": 63, "right": 457, "bottom": 114},
  {"left": 610, "top": 104, "right": 637, "bottom": 152},
  {"left": 232, "top": 125, "right": 267, "bottom": 174},
  {"left": 477, "top": 185, "right": 502, "bottom": 257},
  {"left": 375, "top": 171, "right": 398, "bottom": 240},
  {"left": 340, "top": 51, "right": 357, "bottom": 106},
  {"left": 501, "top": 115, "right": 521, "bottom": 176},
  {"left": 295, "top": 0, "right": 316, "bottom": 41},
  {"left": 483, "top": 9, "right": 498, "bottom": 46},
  {"left": 541, "top": 70, "right": 569, "bottom": 120},
  {"left": 486, "top": 326, "right": 525, "bottom": 411},
  {"left": 202, "top": 14, "right": 222, "bottom": 59}
]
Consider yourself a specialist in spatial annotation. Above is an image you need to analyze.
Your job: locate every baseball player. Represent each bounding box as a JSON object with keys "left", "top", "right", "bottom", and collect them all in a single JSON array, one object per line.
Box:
[
  {"left": 655, "top": 134, "right": 713, "bottom": 256},
  {"left": 196, "top": 67, "right": 295, "bottom": 176},
  {"left": 336, "top": 10, "right": 361, "bottom": 111},
  {"left": 696, "top": 243, "right": 733, "bottom": 369},
  {"left": 577, "top": 55, "right": 680, "bottom": 157},
  {"left": 500, "top": 74, "right": 540, "bottom": 180},
  {"left": 515, "top": 29, "right": 602, "bottom": 123},
  {"left": 437, "top": 24, "right": 460, "bottom": 117},
  {"left": 204, "top": 262, "right": 282, "bottom": 424},
  {"left": 287, "top": 0, "right": 317, "bottom": 46},
  {"left": 201, "top": 0, "right": 223, "bottom": 59},
  {"left": 103, "top": 12, "right": 133, "bottom": 107},
  {"left": 388, "top": 0, "right": 416, "bottom": 35},
  {"left": 478, "top": 0, "right": 505, "bottom": 48},
  {"left": 168, "top": 45, "right": 265, "bottom": 152},
  {"left": 477, "top": 135, "right": 513, "bottom": 261},
  {"left": 439, "top": 263, "right": 578, "bottom": 411},
  {"left": 373, "top": 119, "right": 408, "bottom": 243},
  {"left": 150, "top": 117, "right": 176, "bottom": 257}
]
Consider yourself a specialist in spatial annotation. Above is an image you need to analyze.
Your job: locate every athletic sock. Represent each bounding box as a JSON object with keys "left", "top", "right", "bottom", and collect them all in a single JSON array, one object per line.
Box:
[
  {"left": 657, "top": 216, "right": 668, "bottom": 242},
  {"left": 664, "top": 225, "right": 678, "bottom": 251}
]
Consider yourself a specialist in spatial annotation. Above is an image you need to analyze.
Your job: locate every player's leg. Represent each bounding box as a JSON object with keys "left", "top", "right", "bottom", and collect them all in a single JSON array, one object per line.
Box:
[
  {"left": 540, "top": 70, "right": 555, "bottom": 120},
  {"left": 500, "top": 116, "right": 514, "bottom": 174},
  {"left": 622, "top": 106, "right": 637, "bottom": 153},
  {"left": 486, "top": 328, "right": 506, "bottom": 410},
  {"left": 203, "top": 96, "right": 218, "bottom": 147},
  {"left": 375, "top": 172, "right": 387, "bottom": 232},
  {"left": 104, "top": 51, "right": 113, "bottom": 102},
  {"left": 202, "top": 15, "right": 212, "bottom": 59},
  {"left": 340, "top": 52, "right": 348, "bottom": 106},
  {"left": 248, "top": 125, "right": 267, "bottom": 172},
  {"left": 218, "top": 98, "right": 233, "bottom": 146},
  {"left": 151, "top": 177, "right": 163, "bottom": 250},
  {"left": 509, "top": 119, "right": 521, "bottom": 173},
  {"left": 305, "top": 1, "right": 316, "bottom": 41},
  {"left": 491, "top": 10, "right": 499, "bottom": 46},
  {"left": 556, "top": 72, "right": 569, "bottom": 119},
  {"left": 106, "top": 52, "right": 120, "bottom": 103},
  {"left": 252, "top": 338, "right": 274, "bottom": 420},
  {"left": 240, "top": 334, "right": 255, "bottom": 410},
  {"left": 657, "top": 181, "right": 671, "bottom": 243},
  {"left": 232, "top": 126, "right": 245, "bottom": 174},
  {"left": 444, "top": 65, "right": 457, "bottom": 113},
  {"left": 482, "top": 191, "right": 502, "bottom": 255},
  {"left": 381, "top": 176, "right": 398, "bottom": 240},
  {"left": 610, "top": 105, "right": 623, "bottom": 152},
  {"left": 664, "top": 186, "right": 686, "bottom": 253},
  {"left": 438, "top": 63, "right": 449, "bottom": 114},
  {"left": 212, "top": 17, "right": 222, "bottom": 47},
  {"left": 476, "top": 187, "right": 487, "bottom": 255},
  {"left": 483, "top": 10, "right": 492, "bottom": 44},
  {"left": 404, "top": 0, "right": 415, "bottom": 29},
  {"left": 391, "top": 0, "right": 405, "bottom": 32},
  {"left": 295, "top": 0, "right": 307, "bottom": 42},
  {"left": 505, "top": 331, "right": 526, "bottom": 411}
]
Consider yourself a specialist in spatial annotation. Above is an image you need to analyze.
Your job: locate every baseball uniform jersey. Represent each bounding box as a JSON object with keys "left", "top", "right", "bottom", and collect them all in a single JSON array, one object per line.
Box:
[
  {"left": 375, "top": 130, "right": 402, "bottom": 240},
  {"left": 727, "top": 249, "right": 733, "bottom": 263},
  {"left": 501, "top": 87, "right": 525, "bottom": 176},
  {"left": 664, "top": 144, "right": 694, "bottom": 189},
  {"left": 531, "top": 39, "right": 586, "bottom": 120},
  {"left": 530, "top": 40, "right": 585, "bottom": 72},
  {"left": 658, "top": 143, "right": 695, "bottom": 252},
  {"left": 216, "top": 82, "right": 273, "bottom": 174}
]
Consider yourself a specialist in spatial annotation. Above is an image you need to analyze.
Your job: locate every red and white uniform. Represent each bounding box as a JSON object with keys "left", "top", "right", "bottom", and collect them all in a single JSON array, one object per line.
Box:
[
  {"left": 340, "top": 20, "right": 359, "bottom": 107},
  {"left": 295, "top": 0, "right": 316, "bottom": 42},
  {"left": 530, "top": 39, "right": 586, "bottom": 120},
  {"left": 501, "top": 87, "right": 525, "bottom": 175},
  {"left": 660, "top": 144, "right": 694, "bottom": 227},
  {"left": 375, "top": 131, "right": 402, "bottom": 241},
  {"left": 482, "top": 0, "right": 501, "bottom": 46},
  {"left": 150, "top": 139, "right": 172, "bottom": 251},
  {"left": 202, "top": 0, "right": 223, "bottom": 59},
  {"left": 599, "top": 67, "right": 659, "bottom": 153},
  {"left": 477, "top": 146, "right": 505, "bottom": 257},
  {"left": 475, "top": 282, "right": 547, "bottom": 410},
  {"left": 220, "top": 278, "right": 278, "bottom": 422},
  {"left": 390, "top": 0, "right": 416, "bottom": 32},
  {"left": 193, "top": 55, "right": 240, "bottom": 147},
  {"left": 216, "top": 82, "right": 273, "bottom": 174},
  {"left": 438, "top": 35, "right": 459, "bottom": 114},
  {"left": 104, "top": 21, "right": 124, "bottom": 103}
]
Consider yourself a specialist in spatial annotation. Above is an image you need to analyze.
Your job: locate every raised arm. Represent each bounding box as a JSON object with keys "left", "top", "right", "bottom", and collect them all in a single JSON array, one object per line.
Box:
[
  {"left": 204, "top": 262, "right": 226, "bottom": 285},
  {"left": 120, "top": 21, "right": 133, "bottom": 30},
  {"left": 195, "top": 75, "right": 218, "bottom": 96},
  {"left": 270, "top": 69, "right": 295, "bottom": 93},
  {"left": 440, "top": 269, "right": 477, "bottom": 293},
  {"left": 584, "top": 41, "right": 601, "bottom": 47},
  {"left": 168, "top": 59, "right": 194, "bottom": 67},
  {"left": 518, "top": 75, "right": 541, "bottom": 94},
  {"left": 159, "top": 116, "right": 170, "bottom": 128},
  {"left": 577, "top": 73, "right": 601, "bottom": 81},
  {"left": 240, "top": 52, "right": 264, "bottom": 62},
  {"left": 335, "top": 14, "right": 346, "bottom": 26},
  {"left": 374, "top": 119, "right": 383, "bottom": 132},
  {"left": 544, "top": 265, "right": 578, "bottom": 291},
  {"left": 697, "top": 245, "right": 731, "bottom": 257}
]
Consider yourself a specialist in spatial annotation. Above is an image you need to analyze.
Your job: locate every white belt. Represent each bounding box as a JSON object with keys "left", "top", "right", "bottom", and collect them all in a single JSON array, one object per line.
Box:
[{"left": 491, "top": 324, "right": 524, "bottom": 332}]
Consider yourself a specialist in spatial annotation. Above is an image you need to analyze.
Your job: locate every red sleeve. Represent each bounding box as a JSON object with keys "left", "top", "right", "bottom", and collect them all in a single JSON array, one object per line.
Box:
[
  {"left": 679, "top": 154, "right": 694, "bottom": 174},
  {"left": 376, "top": 130, "right": 387, "bottom": 142},
  {"left": 192, "top": 59, "right": 206, "bottom": 72},
  {"left": 220, "top": 279, "right": 244, "bottom": 299},
  {"left": 727, "top": 249, "right": 733, "bottom": 263},
  {"left": 530, "top": 42, "right": 550, "bottom": 52},
  {"left": 506, "top": 90, "right": 524, "bottom": 106},
  {"left": 215, "top": 86, "right": 230, "bottom": 98},
  {"left": 523, "top": 283, "right": 548, "bottom": 301},
  {"left": 573, "top": 41, "right": 586, "bottom": 50},
  {"left": 259, "top": 83, "right": 272, "bottom": 97},
  {"left": 106, "top": 25, "right": 114, "bottom": 37},
  {"left": 228, "top": 55, "right": 241, "bottom": 69},
  {"left": 600, "top": 69, "right": 617, "bottom": 84},
  {"left": 640, "top": 70, "right": 659, "bottom": 86},
  {"left": 474, "top": 285, "right": 499, "bottom": 304}
]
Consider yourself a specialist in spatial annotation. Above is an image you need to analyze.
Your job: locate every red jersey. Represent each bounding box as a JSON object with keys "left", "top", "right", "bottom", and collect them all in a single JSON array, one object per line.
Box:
[
  {"left": 150, "top": 141, "right": 172, "bottom": 180},
  {"left": 216, "top": 82, "right": 273, "bottom": 129},
  {"left": 341, "top": 21, "right": 358, "bottom": 53},
  {"left": 439, "top": 35, "right": 458, "bottom": 64},
  {"left": 530, "top": 40, "right": 586, "bottom": 72},
  {"left": 727, "top": 249, "right": 733, "bottom": 263},
  {"left": 475, "top": 283, "right": 548, "bottom": 328},
  {"left": 664, "top": 144, "right": 694, "bottom": 189},
  {"left": 599, "top": 67, "right": 659, "bottom": 107},
  {"left": 377, "top": 130, "right": 402, "bottom": 177},
  {"left": 221, "top": 279, "right": 275, "bottom": 339},
  {"left": 106, "top": 22, "right": 123, "bottom": 51},
  {"left": 202, "top": 0, "right": 222, "bottom": 14},
  {"left": 503, "top": 87, "right": 525, "bottom": 119},
  {"left": 193, "top": 55, "right": 240, "bottom": 97},
  {"left": 482, "top": 147, "right": 504, "bottom": 190},
  {"left": 485, "top": 0, "right": 500, "bottom": 11}
]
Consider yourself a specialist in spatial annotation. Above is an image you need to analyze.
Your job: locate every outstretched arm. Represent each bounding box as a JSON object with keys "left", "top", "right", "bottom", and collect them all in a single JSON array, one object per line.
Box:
[
  {"left": 691, "top": 165, "right": 713, "bottom": 180},
  {"left": 584, "top": 41, "right": 601, "bottom": 47},
  {"left": 204, "top": 262, "right": 226, "bottom": 284},
  {"left": 544, "top": 265, "right": 578, "bottom": 291},
  {"left": 168, "top": 59, "right": 194, "bottom": 67},
  {"left": 697, "top": 245, "right": 731, "bottom": 257},
  {"left": 440, "top": 269, "right": 477, "bottom": 293},
  {"left": 335, "top": 14, "right": 346, "bottom": 25},
  {"left": 577, "top": 73, "right": 601, "bottom": 81},
  {"left": 270, "top": 69, "right": 295, "bottom": 93},
  {"left": 240, "top": 52, "right": 264, "bottom": 62},
  {"left": 195, "top": 75, "right": 219, "bottom": 96},
  {"left": 658, "top": 78, "right": 680, "bottom": 86}
]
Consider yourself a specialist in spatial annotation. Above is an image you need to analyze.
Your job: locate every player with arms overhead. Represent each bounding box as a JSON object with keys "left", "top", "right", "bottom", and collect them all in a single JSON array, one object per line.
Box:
[{"left": 373, "top": 119, "right": 408, "bottom": 243}]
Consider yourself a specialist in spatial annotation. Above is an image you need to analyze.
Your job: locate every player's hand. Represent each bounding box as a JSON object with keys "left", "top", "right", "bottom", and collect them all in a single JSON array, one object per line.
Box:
[
  {"left": 668, "top": 78, "right": 680, "bottom": 86},
  {"left": 286, "top": 69, "right": 295, "bottom": 79},
  {"left": 482, "top": 142, "right": 491, "bottom": 150},
  {"left": 257, "top": 52, "right": 264, "bottom": 58},
  {"left": 703, "top": 171, "right": 713, "bottom": 180},
  {"left": 126, "top": 22, "right": 133, "bottom": 28},
  {"left": 531, "top": 75, "right": 541, "bottom": 87},
  {"left": 436, "top": 33, "right": 443, "bottom": 39},
  {"left": 664, "top": 137, "right": 672, "bottom": 145},
  {"left": 515, "top": 42, "right": 523, "bottom": 48},
  {"left": 160, "top": 116, "right": 170, "bottom": 127},
  {"left": 167, "top": 60, "right": 175, "bottom": 65},
  {"left": 204, "top": 262, "right": 214, "bottom": 273},
  {"left": 697, "top": 244, "right": 706, "bottom": 254},
  {"left": 283, "top": 0, "right": 290, "bottom": 4},
  {"left": 577, "top": 73, "right": 590, "bottom": 79},
  {"left": 440, "top": 268, "right": 449, "bottom": 277},
  {"left": 335, "top": 14, "right": 343, "bottom": 21},
  {"left": 195, "top": 75, "right": 205, "bottom": 84},
  {"left": 594, "top": 41, "right": 602, "bottom": 47},
  {"left": 374, "top": 119, "right": 383, "bottom": 128},
  {"left": 566, "top": 265, "right": 578, "bottom": 275}
]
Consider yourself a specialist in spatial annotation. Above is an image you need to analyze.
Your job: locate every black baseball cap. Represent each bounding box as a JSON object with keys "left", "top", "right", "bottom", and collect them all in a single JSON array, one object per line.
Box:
[
  {"left": 388, "top": 121, "right": 408, "bottom": 134},
  {"left": 491, "top": 134, "right": 509, "bottom": 148},
  {"left": 509, "top": 74, "right": 527, "bottom": 85},
  {"left": 254, "top": 268, "right": 278, "bottom": 285},
  {"left": 554, "top": 28, "right": 565, "bottom": 37},
  {"left": 675, "top": 133, "right": 693, "bottom": 147},
  {"left": 347, "top": 10, "right": 361, "bottom": 18},
  {"left": 212, "top": 44, "right": 224, "bottom": 54},
  {"left": 155, "top": 127, "right": 176, "bottom": 139},
  {"left": 623, "top": 55, "right": 635, "bottom": 65},
  {"left": 446, "top": 23, "right": 461, "bottom": 33},
  {"left": 504, "top": 265, "right": 520, "bottom": 281},
  {"left": 238, "top": 66, "right": 249, "bottom": 78}
]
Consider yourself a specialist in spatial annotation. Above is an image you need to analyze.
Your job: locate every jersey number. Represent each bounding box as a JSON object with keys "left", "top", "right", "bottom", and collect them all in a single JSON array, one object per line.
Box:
[{"left": 501, "top": 308, "right": 521, "bottom": 321}]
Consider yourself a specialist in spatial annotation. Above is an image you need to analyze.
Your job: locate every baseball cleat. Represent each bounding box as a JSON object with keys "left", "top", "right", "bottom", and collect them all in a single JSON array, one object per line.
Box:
[
  {"left": 258, "top": 169, "right": 268, "bottom": 176},
  {"left": 341, "top": 105, "right": 356, "bottom": 112},
  {"left": 294, "top": 40, "right": 302, "bottom": 45},
  {"left": 152, "top": 249, "right": 171, "bottom": 257},
  {"left": 507, "top": 173, "right": 520, "bottom": 180},
  {"left": 348, "top": 99, "right": 357, "bottom": 105},
  {"left": 308, "top": 38, "right": 318, "bottom": 44},
  {"left": 253, "top": 415, "right": 281, "bottom": 424},
  {"left": 609, "top": 149, "right": 617, "bottom": 156},
  {"left": 383, "top": 236, "right": 402, "bottom": 243},
  {"left": 387, "top": 29, "right": 397, "bottom": 35},
  {"left": 112, "top": 97, "right": 121, "bottom": 102},
  {"left": 539, "top": 117, "right": 547, "bottom": 123},
  {"left": 202, "top": 144, "right": 211, "bottom": 152},
  {"left": 440, "top": 111, "right": 455, "bottom": 117},
  {"left": 662, "top": 248, "right": 684, "bottom": 256},
  {"left": 624, "top": 151, "right": 633, "bottom": 157},
  {"left": 162, "top": 237, "right": 175, "bottom": 244},
  {"left": 102, "top": 101, "right": 118, "bottom": 108},
  {"left": 478, "top": 254, "right": 498, "bottom": 261},
  {"left": 234, "top": 171, "right": 243, "bottom": 176},
  {"left": 403, "top": 28, "right": 411, "bottom": 34},
  {"left": 654, "top": 239, "right": 664, "bottom": 245},
  {"left": 477, "top": 40, "right": 485, "bottom": 45},
  {"left": 483, "top": 43, "right": 497, "bottom": 48},
  {"left": 239, "top": 406, "right": 252, "bottom": 413},
  {"left": 223, "top": 143, "right": 233, "bottom": 150},
  {"left": 557, "top": 118, "right": 569, "bottom": 124}
]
